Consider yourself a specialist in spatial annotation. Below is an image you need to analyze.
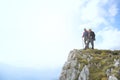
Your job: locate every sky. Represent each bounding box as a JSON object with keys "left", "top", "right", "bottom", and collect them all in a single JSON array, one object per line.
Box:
[{"left": 0, "top": 0, "right": 120, "bottom": 68}]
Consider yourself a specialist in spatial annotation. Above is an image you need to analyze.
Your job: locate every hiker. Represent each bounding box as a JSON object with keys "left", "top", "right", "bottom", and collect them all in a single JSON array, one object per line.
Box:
[
  {"left": 85, "top": 29, "right": 95, "bottom": 49},
  {"left": 82, "top": 28, "right": 89, "bottom": 47}
]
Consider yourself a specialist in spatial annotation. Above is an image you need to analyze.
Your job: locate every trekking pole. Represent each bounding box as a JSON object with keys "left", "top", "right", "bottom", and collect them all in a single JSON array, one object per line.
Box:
[{"left": 82, "top": 38, "right": 84, "bottom": 49}]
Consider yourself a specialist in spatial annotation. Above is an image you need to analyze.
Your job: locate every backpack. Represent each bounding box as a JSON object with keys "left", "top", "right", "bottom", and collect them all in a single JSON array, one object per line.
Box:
[{"left": 90, "top": 31, "right": 95, "bottom": 40}]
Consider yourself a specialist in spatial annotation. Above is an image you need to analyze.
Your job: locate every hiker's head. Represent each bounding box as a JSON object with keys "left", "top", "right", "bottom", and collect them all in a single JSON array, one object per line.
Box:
[
  {"left": 89, "top": 29, "right": 92, "bottom": 32},
  {"left": 84, "top": 28, "right": 87, "bottom": 31}
]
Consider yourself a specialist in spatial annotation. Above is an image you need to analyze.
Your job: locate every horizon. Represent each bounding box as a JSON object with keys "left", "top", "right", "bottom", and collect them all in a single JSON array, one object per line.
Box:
[{"left": 0, "top": 63, "right": 60, "bottom": 80}]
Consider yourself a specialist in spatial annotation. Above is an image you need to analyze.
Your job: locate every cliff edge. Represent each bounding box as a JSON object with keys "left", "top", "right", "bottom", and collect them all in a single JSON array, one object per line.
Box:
[{"left": 59, "top": 49, "right": 120, "bottom": 80}]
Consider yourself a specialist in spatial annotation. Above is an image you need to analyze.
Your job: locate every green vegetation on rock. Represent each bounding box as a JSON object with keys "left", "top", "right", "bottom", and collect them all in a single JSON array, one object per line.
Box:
[
  {"left": 78, "top": 49, "right": 120, "bottom": 80},
  {"left": 59, "top": 49, "right": 120, "bottom": 80}
]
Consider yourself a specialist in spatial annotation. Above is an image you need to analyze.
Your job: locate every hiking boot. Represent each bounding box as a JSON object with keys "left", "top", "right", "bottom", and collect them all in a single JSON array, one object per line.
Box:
[{"left": 92, "top": 47, "right": 94, "bottom": 49}]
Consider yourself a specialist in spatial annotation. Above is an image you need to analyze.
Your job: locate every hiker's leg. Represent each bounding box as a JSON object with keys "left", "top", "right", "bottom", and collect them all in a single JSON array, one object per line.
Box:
[
  {"left": 84, "top": 37, "right": 87, "bottom": 45},
  {"left": 87, "top": 40, "right": 90, "bottom": 48},
  {"left": 91, "top": 39, "right": 94, "bottom": 49},
  {"left": 85, "top": 39, "right": 90, "bottom": 49},
  {"left": 84, "top": 39, "right": 86, "bottom": 45}
]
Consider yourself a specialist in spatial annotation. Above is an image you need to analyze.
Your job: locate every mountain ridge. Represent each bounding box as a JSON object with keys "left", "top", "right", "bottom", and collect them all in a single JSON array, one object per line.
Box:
[{"left": 59, "top": 49, "right": 120, "bottom": 80}]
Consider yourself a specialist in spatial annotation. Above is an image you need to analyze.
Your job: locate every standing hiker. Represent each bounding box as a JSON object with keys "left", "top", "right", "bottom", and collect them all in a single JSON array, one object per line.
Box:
[
  {"left": 82, "top": 28, "right": 89, "bottom": 48},
  {"left": 85, "top": 29, "right": 95, "bottom": 49}
]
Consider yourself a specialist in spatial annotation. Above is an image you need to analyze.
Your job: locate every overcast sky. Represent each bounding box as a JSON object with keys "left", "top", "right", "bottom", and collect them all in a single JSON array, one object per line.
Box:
[{"left": 0, "top": 0, "right": 120, "bottom": 68}]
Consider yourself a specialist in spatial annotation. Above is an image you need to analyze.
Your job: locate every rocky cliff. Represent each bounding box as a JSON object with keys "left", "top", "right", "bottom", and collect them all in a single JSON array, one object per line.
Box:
[{"left": 59, "top": 49, "right": 120, "bottom": 80}]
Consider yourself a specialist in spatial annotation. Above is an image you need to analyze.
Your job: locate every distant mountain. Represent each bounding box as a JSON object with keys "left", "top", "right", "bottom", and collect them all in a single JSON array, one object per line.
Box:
[{"left": 0, "top": 63, "right": 60, "bottom": 80}]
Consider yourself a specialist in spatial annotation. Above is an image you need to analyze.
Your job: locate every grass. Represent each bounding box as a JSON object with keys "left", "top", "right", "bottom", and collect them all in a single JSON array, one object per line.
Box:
[{"left": 77, "top": 49, "right": 120, "bottom": 80}]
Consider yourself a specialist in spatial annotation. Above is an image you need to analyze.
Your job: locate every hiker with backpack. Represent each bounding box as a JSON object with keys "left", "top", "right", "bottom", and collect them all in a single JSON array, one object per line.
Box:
[
  {"left": 85, "top": 29, "right": 95, "bottom": 50},
  {"left": 82, "top": 28, "right": 89, "bottom": 48}
]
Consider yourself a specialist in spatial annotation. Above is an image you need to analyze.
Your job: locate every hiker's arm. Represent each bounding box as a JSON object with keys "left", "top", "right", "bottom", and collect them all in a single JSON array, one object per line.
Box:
[{"left": 82, "top": 32, "right": 84, "bottom": 37}]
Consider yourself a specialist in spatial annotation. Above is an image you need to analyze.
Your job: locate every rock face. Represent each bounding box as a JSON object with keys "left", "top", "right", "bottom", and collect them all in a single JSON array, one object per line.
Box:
[
  {"left": 78, "top": 65, "right": 89, "bottom": 80},
  {"left": 108, "top": 75, "right": 118, "bottom": 80},
  {"left": 59, "top": 49, "right": 120, "bottom": 80},
  {"left": 59, "top": 50, "right": 81, "bottom": 80}
]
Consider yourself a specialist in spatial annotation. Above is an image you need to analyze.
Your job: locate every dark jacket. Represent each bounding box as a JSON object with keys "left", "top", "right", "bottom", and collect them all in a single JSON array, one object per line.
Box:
[{"left": 90, "top": 31, "right": 95, "bottom": 40}]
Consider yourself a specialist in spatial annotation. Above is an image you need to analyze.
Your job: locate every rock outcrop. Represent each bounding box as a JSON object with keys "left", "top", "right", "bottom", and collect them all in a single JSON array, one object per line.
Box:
[{"left": 59, "top": 49, "right": 120, "bottom": 80}]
